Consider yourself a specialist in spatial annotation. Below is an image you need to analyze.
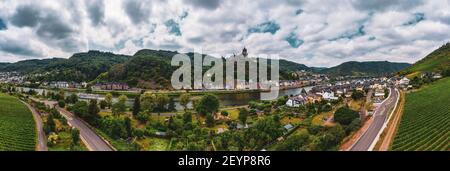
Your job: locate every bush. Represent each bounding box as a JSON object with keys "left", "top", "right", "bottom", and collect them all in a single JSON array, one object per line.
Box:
[
  {"left": 334, "top": 107, "right": 359, "bottom": 125},
  {"left": 136, "top": 112, "right": 150, "bottom": 123},
  {"left": 58, "top": 100, "right": 66, "bottom": 108},
  {"left": 221, "top": 111, "right": 229, "bottom": 117}
]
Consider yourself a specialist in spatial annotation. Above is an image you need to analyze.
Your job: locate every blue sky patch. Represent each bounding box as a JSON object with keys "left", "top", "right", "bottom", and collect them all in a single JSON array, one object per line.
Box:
[
  {"left": 286, "top": 32, "right": 304, "bottom": 48},
  {"left": 330, "top": 25, "right": 366, "bottom": 41},
  {"left": 165, "top": 19, "right": 181, "bottom": 36},
  {"left": 0, "top": 18, "right": 7, "bottom": 30},
  {"left": 248, "top": 21, "right": 280, "bottom": 35},
  {"left": 403, "top": 13, "right": 425, "bottom": 26}
]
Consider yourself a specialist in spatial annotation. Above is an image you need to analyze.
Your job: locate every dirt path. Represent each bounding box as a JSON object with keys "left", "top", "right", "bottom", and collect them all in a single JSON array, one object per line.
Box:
[
  {"left": 378, "top": 91, "right": 405, "bottom": 151},
  {"left": 21, "top": 101, "right": 48, "bottom": 151}
]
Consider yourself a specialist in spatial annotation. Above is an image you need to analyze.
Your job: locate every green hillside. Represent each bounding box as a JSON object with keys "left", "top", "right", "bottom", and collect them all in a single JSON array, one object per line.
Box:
[
  {"left": 96, "top": 49, "right": 175, "bottom": 89},
  {"left": 391, "top": 77, "right": 450, "bottom": 151},
  {"left": 321, "top": 61, "right": 411, "bottom": 76},
  {"left": 400, "top": 43, "right": 450, "bottom": 75}
]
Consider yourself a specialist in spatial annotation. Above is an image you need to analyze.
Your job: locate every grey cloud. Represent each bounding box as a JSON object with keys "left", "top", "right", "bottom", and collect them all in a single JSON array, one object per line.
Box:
[
  {"left": 8, "top": 4, "right": 83, "bottom": 53},
  {"left": 87, "top": 0, "right": 105, "bottom": 26},
  {"left": 0, "top": 38, "right": 43, "bottom": 57},
  {"left": 10, "top": 5, "right": 41, "bottom": 27},
  {"left": 186, "top": 0, "right": 221, "bottom": 10},
  {"left": 351, "top": 0, "right": 424, "bottom": 11},
  {"left": 188, "top": 37, "right": 204, "bottom": 44},
  {"left": 36, "top": 14, "right": 73, "bottom": 40},
  {"left": 124, "top": 0, "right": 151, "bottom": 24}
]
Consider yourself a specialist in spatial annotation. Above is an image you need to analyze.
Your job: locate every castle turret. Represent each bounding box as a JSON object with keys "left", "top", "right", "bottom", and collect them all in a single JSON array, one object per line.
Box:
[{"left": 242, "top": 47, "right": 248, "bottom": 57}]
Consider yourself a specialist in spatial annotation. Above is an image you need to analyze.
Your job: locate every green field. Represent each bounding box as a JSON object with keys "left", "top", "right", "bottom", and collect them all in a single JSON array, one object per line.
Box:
[
  {"left": 0, "top": 93, "right": 36, "bottom": 151},
  {"left": 391, "top": 78, "right": 450, "bottom": 151}
]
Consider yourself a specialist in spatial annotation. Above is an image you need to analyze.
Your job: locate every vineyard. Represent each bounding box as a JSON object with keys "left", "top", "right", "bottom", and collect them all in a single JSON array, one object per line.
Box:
[
  {"left": 0, "top": 93, "right": 36, "bottom": 151},
  {"left": 391, "top": 78, "right": 450, "bottom": 151}
]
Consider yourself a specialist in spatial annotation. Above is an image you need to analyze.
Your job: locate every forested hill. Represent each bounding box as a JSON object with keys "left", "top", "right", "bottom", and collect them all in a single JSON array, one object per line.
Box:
[
  {"left": 0, "top": 50, "right": 130, "bottom": 82},
  {"left": 0, "top": 58, "right": 65, "bottom": 73},
  {"left": 94, "top": 49, "right": 312, "bottom": 88},
  {"left": 320, "top": 61, "right": 411, "bottom": 76},
  {"left": 41, "top": 50, "right": 130, "bottom": 82}
]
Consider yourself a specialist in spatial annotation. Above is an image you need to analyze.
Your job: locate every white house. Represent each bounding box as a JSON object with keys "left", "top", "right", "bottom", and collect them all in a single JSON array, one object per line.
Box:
[
  {"left": 399, "top": 77, "right": 410, "bottom": 85},
  {"left": 286, "top": 95, "right": 307, "bottom": 107},
  {"left": 322, "top": 91, "right": 339, "bottom": 100}
]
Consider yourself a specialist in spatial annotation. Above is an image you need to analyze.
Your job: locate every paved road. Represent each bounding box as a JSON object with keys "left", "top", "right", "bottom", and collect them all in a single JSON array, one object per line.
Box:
[
  {"left": 21, "top": 101, "right": 48, "bottom": 151},
  {"left": 56, "top": 106, "right": 114, "bottom": 151},
  {"left": 350, "top": 88, "right": 399, "bottom": 151},
  {"left": 36, "top": 99, "right": 114, "bottom": 151}
]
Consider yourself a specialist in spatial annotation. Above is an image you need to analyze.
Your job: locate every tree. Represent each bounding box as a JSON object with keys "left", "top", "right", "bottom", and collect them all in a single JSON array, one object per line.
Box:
[
  {"left": 58, "top": 100, "right": 66, "bottom": 108},
  {"left": 334, "top": 107, "right": 359, "bottom": 125},
  {"left": 155, "top": 94, "right": 169, "bottom": 112},
  {"left": 71, "top": 128, "right": 80, "bottom": 145},
  {"left": 72, "top": 101, "right": 88, "bottom": 118},
  {"left": 56, "top": 90, "right": 65, "bottom": 101},
  {"left": 180, "top": 93, "right": 191, "bottom": 111},
  {"left": 205, "top": 113, "right": 215, "bottom": 127},
  {"left": 195, "top": 94, "right": 220, "bottom": 116},
  {"left": 346, "top": 118, "right": 361, "bottom": 135},
  {"left": 132, "top": 95, "right": 141, "bottom": 116},
  {"left": 351, "top": 90, "right": 364, "bottom": 100},
  {"left": 87, "top": 100, "right": 100, "bottom": 124},
  {"left": 141, "top": 93, "right": 156, "bottom": 113},
  {"left": 112, "top": 95, "right": 127, "bottom": 116},
  {"left": 243, "top": 117, "right": 284, "bottom": 149},
  {"left": 105, "top": 93, "right": 113, "bottom": 108},
  {"left": 66, "top": 93, "right": 78, "bottom": 104},
  {"left": 124, "top": 117, "right": 132, "bottom": 137},
  {"left": 238, "top": 108, "right": 249, "bottom": 125},
  {"left": 183, "top": 112, "right": 192, "bottom": 124},
  {"left": 45, "top": 114, "right": 56, "bottom": 134},
  {"left": 276, "top": 96, "right": 289, "bottom": 106},
  {"left": 136, "top": 112, "right": 150, "bottom": 123},
  {"left": 99, "top": 100, "right": 108, "bottom": 109},
  {"left": 168, "top": 97, "right": 176, "bottom": 112},
  {"left": 86, "top": 86, "right": 92, "bottom": 93},
  {"left": 276, "top": 131, "right": 310, "bottom": 151}
]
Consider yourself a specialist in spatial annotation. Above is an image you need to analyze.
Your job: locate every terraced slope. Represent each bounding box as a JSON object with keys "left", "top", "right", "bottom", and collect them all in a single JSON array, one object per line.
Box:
[
  {"left": 391, "top": 78, "right": 450, "bottom": 151},
  {"left": 0, "top": 93, "right": 36, "bottom": 151}
]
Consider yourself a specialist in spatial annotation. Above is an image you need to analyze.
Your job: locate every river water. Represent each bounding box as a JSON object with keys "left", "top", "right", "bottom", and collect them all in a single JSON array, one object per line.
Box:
[{"left": 19, "top": 86, "right": 313, "bottom": 111}]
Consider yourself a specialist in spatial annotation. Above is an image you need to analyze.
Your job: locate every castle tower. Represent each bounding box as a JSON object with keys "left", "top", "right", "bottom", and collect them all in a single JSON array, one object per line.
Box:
[{"left": 242, "top": 47, "right": 248, "bottom": 57}]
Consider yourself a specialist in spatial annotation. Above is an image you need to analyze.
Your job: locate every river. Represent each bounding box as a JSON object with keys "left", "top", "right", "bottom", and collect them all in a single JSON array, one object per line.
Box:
[{"left": 19, "top": 86, "right": 313, "bottom": 111}]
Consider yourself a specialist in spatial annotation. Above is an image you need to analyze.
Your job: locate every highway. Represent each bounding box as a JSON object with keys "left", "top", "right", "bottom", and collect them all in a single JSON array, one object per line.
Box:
[
  {"left": 36, "top": 99, "right": 114, "bottom": 151},
  {"left": 350, "top": 87, "right": 399, "bottom": 151}
]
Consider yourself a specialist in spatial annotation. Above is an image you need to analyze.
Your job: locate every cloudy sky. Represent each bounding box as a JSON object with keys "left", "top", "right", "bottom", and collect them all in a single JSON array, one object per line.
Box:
[{"left": 0, "top": 0, "right": 449, "bottom": 67}]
